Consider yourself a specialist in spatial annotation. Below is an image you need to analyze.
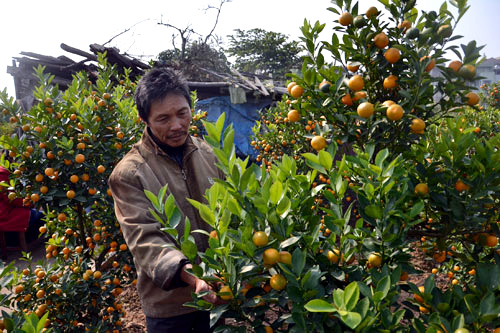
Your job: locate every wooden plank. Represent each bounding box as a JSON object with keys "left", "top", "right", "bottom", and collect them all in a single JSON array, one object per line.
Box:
[
  {"left": 60, "top": 43, "right": 98, "bottom": 61},
  {"left": 20, "top": 51, "right": 70, "bottom": 65},
  {"left": 254, "top": 76, "right": 269, "bottom": 96},
  {"left": 230, "top": 68, "right": 261, "bottom": 92},
  {"left": 188, "top": 81, "right": 231, "bottom": 88},
  {"left": 199, "top": 67, "right": 253, "bottom": 91}
]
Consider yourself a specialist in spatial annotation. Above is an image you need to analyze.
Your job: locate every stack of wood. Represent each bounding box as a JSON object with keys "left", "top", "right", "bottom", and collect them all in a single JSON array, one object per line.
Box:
[{"left": 7, "top": 43, "right": 285, "bottom": 101}]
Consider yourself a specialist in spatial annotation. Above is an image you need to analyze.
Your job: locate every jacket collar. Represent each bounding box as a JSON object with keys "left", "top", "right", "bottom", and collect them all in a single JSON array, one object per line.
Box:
[{"left": 140, "top": 126, "right": 198, "bottom": 161}]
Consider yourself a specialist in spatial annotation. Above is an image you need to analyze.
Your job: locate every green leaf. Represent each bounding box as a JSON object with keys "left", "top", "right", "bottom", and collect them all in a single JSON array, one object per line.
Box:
[
  {"left": 144, "top": 189, "right": 160, "bottom": 213},
  {"left": 270, "top": 181, "right": 283, "bottom": 205},
  {"left": 184, "top": 218, "right": 191, "bottom": 241},
  {"left": 304, "top": 299, "right": 336, "bottom": 312},
  {"left": 223, "top": 126, "right": 235, "bottom": 157},
  {"left": 375, "top": 149, "right": 389, "bottom": 168},
  {"left": 477, "top": 262, "right": 500, "bottom": 290},
  {"left": 319, "top": 150, "right": 333, "bottom": 170},
  {"left": 281, "top": 236, "right": 300, "bottom": 248},
  {"left": 376, "top": 276, "right": 391, "bottom": 298},
  {"left": 149, "top": 208, "right": 167, "bottom": 226},
  {"left": 344, "top": 282, "right": 360, "bottom": 311},
  {"left": 277, "top": 196, "right": 291, "bottom": 217},
  {"left": 409, "top": 200, "right": 424, "bottom": 218},
  {"left": 164, "top": 194, "right": 176, "bottom": 219},
  {"left": 365, "top": 204, "right": 383, "bottom": 219},
  {"left": 199, "top": 204, "right": 216, "bottom": 227},
  {"left": 158, "top": 185, "right": 168, "bottom": 212},
  {"left": 339, "top": 311, "right": 362, "bottom": 329},
  {"left": 181, "top": 240, "right": 197, "bottom": 262},
  {"left": 227, "top": 198, "right": 241, "bottom": 217},
  {"left": 292, "top": 247, "right": 306, "bottom": 276}
]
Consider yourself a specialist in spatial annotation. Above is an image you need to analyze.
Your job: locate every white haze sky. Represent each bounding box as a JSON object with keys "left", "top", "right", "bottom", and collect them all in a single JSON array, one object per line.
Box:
[{"left": 1, "top": 0, "right": 499, "bottom": 97}]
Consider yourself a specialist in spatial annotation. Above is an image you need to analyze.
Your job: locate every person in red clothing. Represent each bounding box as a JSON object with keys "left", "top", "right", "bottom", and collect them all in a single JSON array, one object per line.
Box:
[
  {"left": 0, "top": 165, "right": 30, "bottom": 232},
  {"left": 0, "top": 165, "right": 44, "bottom": 256}
]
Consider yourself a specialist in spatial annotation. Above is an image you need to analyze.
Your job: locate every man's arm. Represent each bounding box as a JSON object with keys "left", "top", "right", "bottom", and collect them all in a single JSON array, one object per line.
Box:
[
  {"left": 109, "top": 167, "right": 188, "bottom": 291},
  {"left": 180, "top": 263, "right": 220, "bottom": 304}
]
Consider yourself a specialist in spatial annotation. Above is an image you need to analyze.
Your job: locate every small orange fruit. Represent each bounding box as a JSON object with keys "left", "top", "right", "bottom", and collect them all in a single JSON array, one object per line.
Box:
[
  {"left": 368, "top": 253, "right": 382, "bottom": 267},
  {"left": 270, "top": 274, "right": 287, "bottom": 291},
  {"left": 485, "top": 235, "right": 498, "bottom": 247},
  {"left": 383, "top": 75, "right": 398, "bottom": 89},
  {"left": 328, "top": 249, "right": 343, "bottom": 264},
  {"left": 414, "top": 286, "right": 425, "bottom": 303},
  {"left": 448, "top": 60, "right": 462, "bottom": 73},
  {"left": 287, "top": 82, "right": 297, "bottom": 94},
  {"left": 433, "top": 251, "right": 446, "bottom": 263},
  {"left": 341, "top": 94, "right": 353, "bottom": 106},
  {"left": 219, "top": 285, "right": 233, "bottom": 301},
  {"left": 365, "top": 6, "right": 378, "bottom": 18},
  {"left": 410, "top": 118, "right": 426, "bottom": 134},
  {"left": 290, "top": 85, "right": 304, "bottom": 99},
  {"left": 414, "top": 183, "right": 429, "bottom": 196},
  {"left": 44, "top": 168, "right": 54, "bottom": 177},
  {"left": 347, "top": 62, "right": 360, "bottom": 72},
  {"left": 279, "top": 251, "right": 292, "bottom": 265},
  {"left": 420, "top": 56, "right": 436, "bottom": 72},
  {"left": 465, "top": 92, "right": 479, "bottom": 106},
  {"left": 311, "top": 136, "right": 327, "bottom": 151},
  {"left": 339, "top": 12, "right": 353, "bottom": 26},
  {"left": 70, "top": 175, "right": 79, "bottom": 183},
  {"left": 252, "top": 231, "right": 268, "bottom": 247},
  {"left": 97, "top": 165, "right": 106, "bottom": 174},
  {"left": 384, "top": 48, "right": 401, "bottom": 63},
  {"left": 397, "top": 20, "right": 412, "bottom": 33},
  {"left": 263, "top": 248, "right": 280, "bottom": 266},
  {"left": 455, "top": 179, "right": 470, "bottom": 192},
  {"left": 357, "top": 102, "right": 374, "bottom": 118},
  {"left": 386, "top": 104, "right": 404, "bottom": 121},
  {"left": 75, "top": 154, "right": 85, "bottom": 163},
  {"left": 66, "top": 190, "right": 76, "bottom": 199},
  {"left": 348, "top": 75, "right": 364, "bottom": 91},
  {"left": 352, "top": 91, "right": 367, "bottom": 102},
  {"left": 287, "top": 109, "right": 300, "bottom": 122},
  {"left": 373, "top": 32, "right": 389, "bottom": 49}
]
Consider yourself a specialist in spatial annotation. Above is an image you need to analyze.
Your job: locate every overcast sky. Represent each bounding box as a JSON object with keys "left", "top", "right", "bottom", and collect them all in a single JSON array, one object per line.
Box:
[{"left": 1, "top": 0, "right": 499, "bottom": 97}]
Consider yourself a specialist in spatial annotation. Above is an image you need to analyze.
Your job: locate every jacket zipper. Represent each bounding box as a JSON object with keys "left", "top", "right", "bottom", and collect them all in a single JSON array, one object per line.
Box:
[{"left": 181, "top": 169, "right": 187, "bottom": 181}]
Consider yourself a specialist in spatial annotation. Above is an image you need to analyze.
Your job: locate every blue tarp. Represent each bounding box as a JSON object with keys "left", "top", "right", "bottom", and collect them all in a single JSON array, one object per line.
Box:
[{"left": 196, "top": 96, "right": 272, "bottom": 159}]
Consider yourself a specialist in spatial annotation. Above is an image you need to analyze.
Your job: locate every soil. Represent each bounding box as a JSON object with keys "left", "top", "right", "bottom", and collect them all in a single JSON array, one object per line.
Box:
[{"left": 118, "top": 242, "right": 450, "bottom": 332}]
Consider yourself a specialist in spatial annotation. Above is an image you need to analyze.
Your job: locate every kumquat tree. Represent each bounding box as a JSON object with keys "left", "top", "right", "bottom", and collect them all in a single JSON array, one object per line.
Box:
[
  {"left": 0, "top": 53, "right": 143, "bottom": 331},
  {"left": 145, "top": 0, "right": 500, "bottom": 332}
]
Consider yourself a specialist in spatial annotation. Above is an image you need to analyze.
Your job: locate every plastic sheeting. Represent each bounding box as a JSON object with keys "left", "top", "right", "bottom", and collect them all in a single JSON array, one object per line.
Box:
[{"left": 196, "top": 96, "right": 273, "bottom": 159}]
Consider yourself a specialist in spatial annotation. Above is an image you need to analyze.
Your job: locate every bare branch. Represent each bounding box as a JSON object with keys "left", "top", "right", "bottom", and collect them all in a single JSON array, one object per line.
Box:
[
  {"left": 102, "top": 19, "right": 151, "bottom": 46},
  {"left": 203, "top": 0, "right": 231, "bottom": 45}
]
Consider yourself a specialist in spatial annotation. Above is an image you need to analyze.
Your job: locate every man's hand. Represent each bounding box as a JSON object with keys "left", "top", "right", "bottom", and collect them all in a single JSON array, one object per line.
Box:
[{"left": 180, "top": 264, "right": 223, "bottom": 304}]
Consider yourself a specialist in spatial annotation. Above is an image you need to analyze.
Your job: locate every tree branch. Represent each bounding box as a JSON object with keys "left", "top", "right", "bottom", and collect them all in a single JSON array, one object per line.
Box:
[
  {"left": 102, "top": 19, "right": 151, "bottom": 47},
  {"left": 203, "top": 0, "right": 231, "bottom": 44}
]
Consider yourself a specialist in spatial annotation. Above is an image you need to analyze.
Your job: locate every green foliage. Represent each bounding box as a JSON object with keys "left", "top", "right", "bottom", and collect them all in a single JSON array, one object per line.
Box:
[
  {"left": 0, "top": 54, "right": 141, "bottom": 331},
  {"left": 480, "top": 81, "right": 500, "bottom": 110},
  {"left": 157, "top": 40, "right": 230, "bottom": 81},
  {"left": 226, "top": 28, "right": 302, "bottom": 81}
]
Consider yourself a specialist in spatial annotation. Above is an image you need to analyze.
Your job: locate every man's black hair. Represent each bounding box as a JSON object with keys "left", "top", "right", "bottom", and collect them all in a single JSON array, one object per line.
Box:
[{"left": 134, "top": 66, "right": 192, "bottom": 122}]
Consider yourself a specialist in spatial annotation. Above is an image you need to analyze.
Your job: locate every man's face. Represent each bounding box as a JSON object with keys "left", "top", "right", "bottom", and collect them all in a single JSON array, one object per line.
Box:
[{"left": 147, "top": 93, "right": 192, "bottom": 147}]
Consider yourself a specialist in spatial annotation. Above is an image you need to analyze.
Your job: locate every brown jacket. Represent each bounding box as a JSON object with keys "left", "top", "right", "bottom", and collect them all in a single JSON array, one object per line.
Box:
[{"left": 109, "top": 128, "right": 223, "bottom": 318}]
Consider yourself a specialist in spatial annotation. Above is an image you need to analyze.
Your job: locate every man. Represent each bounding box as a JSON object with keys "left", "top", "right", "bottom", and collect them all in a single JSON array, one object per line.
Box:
[{"left": 109, "top": 67, "right": 224, "bottom": 332}]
